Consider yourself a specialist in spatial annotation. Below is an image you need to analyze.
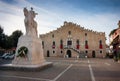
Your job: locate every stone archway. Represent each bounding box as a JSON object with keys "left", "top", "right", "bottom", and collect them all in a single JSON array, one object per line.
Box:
[{"left": 66, "top": 50, "right": 72, "bottom": 58}]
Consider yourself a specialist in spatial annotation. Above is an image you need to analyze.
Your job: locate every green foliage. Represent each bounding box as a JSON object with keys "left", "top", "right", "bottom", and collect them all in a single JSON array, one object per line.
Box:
[
  {"left": 10, "top": 30, "right": 23, "bottom": 47},
  {"left": 0, "top": 26, "right": 7, "bottom": 48},
  {"left": 0, "top": 25, "right": 3, "bottom": 34},
  {"left": 0, "top": 25, "right": 23, "bottom": 49}
]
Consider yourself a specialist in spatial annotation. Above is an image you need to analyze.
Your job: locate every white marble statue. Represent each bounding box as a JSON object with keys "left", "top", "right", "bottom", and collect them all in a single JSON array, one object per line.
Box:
[
  {"left": 24, "top": 7, "right": 38, "bottom": 37},
  {"left": 11, "top": 7, "right": 52, "bottom": 69}
]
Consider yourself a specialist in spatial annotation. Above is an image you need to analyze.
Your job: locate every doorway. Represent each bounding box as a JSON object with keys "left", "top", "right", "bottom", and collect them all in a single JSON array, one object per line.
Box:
[
  {"left": 92, "top": 51, "right": 96, "bottom": 58},
  {"left": 47, "top": 50, "right": 50, "bottom": 57},
  {"left": 66, "top": 50, "right": 72, "bottom": 58}
]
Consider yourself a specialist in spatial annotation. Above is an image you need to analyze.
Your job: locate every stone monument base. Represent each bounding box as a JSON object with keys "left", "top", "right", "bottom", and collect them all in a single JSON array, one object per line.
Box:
[
  {"left": 0, "top": 62, "right": 53, "bottom": 71},
  {"left": 12, "top": 35, "right": 46, "bottom": 65},
  {"left": 5, "top": 35, "right": 53, "bottom": 71}
]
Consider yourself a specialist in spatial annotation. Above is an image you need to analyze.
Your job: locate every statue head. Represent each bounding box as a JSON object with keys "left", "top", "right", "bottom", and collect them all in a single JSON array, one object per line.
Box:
[
  {"left": 23, "top": 7, "right": 28, "bottom": 17},
  {"left": 31, "top": 7, "right": 33, "bottom": 11}
]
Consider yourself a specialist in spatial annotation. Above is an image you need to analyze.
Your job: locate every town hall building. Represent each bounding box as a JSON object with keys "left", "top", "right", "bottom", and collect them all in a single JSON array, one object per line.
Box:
[{"left": 40, "top": 21, "right": 106, "bottom": 58}]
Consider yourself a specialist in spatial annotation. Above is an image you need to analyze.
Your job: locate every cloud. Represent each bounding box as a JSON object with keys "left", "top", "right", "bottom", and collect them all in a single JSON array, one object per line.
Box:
[
  {"left": 59, "top": 12, "right": 120, "bottom": 44},
  {"left": 0, "top": 0, "right": 63, "bottom": 36},
  {"left": 0, "top": 0, "right": 120, "bottom": 44}
]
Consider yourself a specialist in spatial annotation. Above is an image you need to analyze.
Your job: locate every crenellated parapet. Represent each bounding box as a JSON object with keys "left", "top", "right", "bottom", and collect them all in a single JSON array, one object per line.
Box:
[
  {"left": 62, "top": 21, "right": 105, "bottom": 35},
  {"left": 40, "top": 21, "right": 105, "bottom": 38}
]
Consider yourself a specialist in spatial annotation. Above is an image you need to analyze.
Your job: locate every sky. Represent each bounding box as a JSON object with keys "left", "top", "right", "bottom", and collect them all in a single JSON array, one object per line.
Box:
[{"left": 0, "top": 0, "right": 120, "bottom": 44}]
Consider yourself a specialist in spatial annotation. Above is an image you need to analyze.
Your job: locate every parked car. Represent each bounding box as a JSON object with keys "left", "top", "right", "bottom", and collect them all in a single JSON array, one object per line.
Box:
[
  {"left": 4, "top": 54, "right": 15, "bottom": 59},
  {"left": 0, "top": 53, "right": 4, "bottom": 59},
  {"left": 1, "top": 53, "right": 10, "bottom": 59}
]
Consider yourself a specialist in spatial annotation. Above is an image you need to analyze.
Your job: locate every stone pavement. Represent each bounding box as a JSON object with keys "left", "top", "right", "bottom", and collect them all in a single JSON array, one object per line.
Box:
[{"left": 0, "top": 57, "right": 120, "bottom": 81}]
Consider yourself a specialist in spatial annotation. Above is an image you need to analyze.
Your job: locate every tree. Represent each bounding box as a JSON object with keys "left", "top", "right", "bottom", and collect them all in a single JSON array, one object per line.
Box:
[
  {"left": 0, "top": 25, "right": 3, "bottom": 34},
  {"left": 5, "top": 35, "right": 13, "bottom": 49},
  {"left": 0, "top": 25, "right": 23, "bottom": 49},
  {"left": 0, "top": 26, "right": 6, "bottom": 49},
  {"left": 10, "top": 30, "right": 23, "bottom": 48}
]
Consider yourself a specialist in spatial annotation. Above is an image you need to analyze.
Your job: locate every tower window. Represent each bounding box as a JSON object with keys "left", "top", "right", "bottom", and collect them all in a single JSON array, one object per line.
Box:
[
  {"left": 52, "top": 34, "right": 54, "bottom": 38},
  {"left": 85, "top": 33, "right": 87, "bottom": 36},
  {"left": 68, "top": 31, "right": 71, "bottom": 35}
]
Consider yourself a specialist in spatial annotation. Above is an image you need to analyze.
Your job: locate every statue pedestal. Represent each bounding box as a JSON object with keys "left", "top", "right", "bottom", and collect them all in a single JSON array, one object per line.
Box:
[
  {"left": 10, "top": 35, "right": 52, "bottom": 70},
  {"left": 12, "top": 35, "right": 45, "bottom": 65},
  {"left": 0, "top": 35, "right": 52, "bottom": 71}
]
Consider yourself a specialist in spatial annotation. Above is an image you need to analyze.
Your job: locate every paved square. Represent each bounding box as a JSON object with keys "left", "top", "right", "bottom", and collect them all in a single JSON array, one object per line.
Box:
[{"left": 0, "top": 58, "right": 120, "bottom": 81}]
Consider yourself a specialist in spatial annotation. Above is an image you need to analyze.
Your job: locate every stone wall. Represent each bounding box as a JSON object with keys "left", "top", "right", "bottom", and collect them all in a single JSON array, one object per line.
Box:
[{"left": 40, "top": 21, "right": 106, "bottom": 58}]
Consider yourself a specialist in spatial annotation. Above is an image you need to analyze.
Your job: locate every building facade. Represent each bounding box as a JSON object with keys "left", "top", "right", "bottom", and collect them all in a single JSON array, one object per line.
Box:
[
  {"left": 40, "top": 21, "right": 106, "bottom": 58},
  {"left": 109, "top": 20, "right": 120, "bottom": 59}
]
